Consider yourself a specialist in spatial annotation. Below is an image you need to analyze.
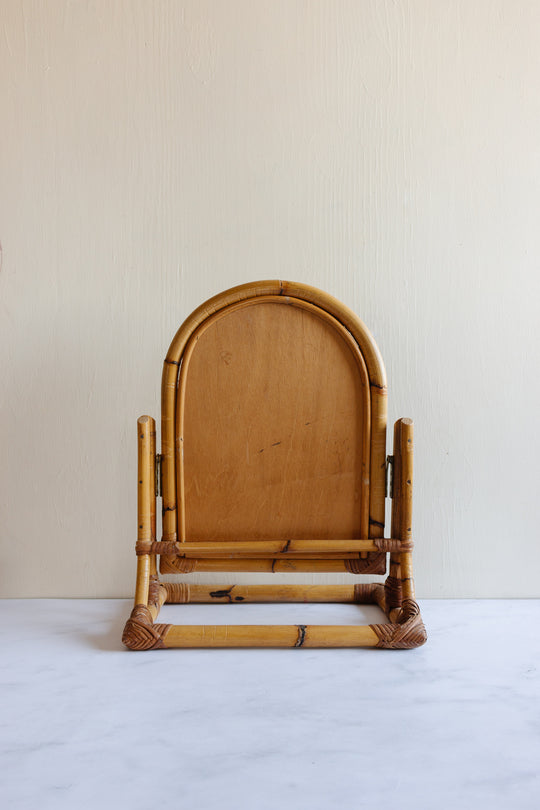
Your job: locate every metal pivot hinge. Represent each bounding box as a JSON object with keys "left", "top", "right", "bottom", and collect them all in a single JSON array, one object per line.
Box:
[
  {"left": 155, "top": 454, "right": 162, "bottom": 497},
  {"left": 385, "top": 455, "right": 394, "bottom": 498}
]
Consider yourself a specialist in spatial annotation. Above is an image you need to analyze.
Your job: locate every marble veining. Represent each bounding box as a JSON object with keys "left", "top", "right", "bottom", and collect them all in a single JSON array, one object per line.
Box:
[{"left": 1, "top": 599, "right": 539, "bottom": 809}]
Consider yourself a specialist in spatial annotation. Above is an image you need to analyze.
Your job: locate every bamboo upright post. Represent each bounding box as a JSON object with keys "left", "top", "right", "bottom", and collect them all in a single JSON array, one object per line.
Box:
[
  {"left": 135, "top": 415, "right": 156, "bottom": 598},
  {"left": 391, "top": 418, "right": 414, "bottom": 601},
  {"left": 378, "top": 417, "right": 427, "bottom": 646}
]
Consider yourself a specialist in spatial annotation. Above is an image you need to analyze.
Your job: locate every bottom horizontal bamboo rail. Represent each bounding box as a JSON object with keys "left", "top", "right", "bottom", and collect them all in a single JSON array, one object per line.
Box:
[{"left": 161, "top": 624, "right": 380, "bottom": 648}]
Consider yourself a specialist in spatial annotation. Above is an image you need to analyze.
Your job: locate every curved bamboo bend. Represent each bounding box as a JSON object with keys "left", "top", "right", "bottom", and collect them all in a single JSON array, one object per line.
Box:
[{"left": 122, "top": 281, "right": 426, "bottom": 650}]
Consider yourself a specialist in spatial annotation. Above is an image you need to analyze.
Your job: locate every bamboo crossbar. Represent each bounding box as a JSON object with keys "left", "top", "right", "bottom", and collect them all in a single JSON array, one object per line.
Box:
[
  {"left": 159, "top": 556, "right": 387, "bottom": 573},
  {"left": 134, "top": 417, "right": 156, "bottom": 606},
  {"left": 135, "top": 538, "right": 412, "bottom": 556},
  {"left": 162, "top": 583, "right": 377, "bottom": 603}
]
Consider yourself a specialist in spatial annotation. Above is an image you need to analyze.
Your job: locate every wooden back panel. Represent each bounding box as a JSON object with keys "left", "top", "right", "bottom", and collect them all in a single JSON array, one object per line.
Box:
[
  {"left": 178, "top": 297, "right": 370, "bottom": 541},
  {"left": 160, "top": 281, "right": 387, "bottom": 560}
]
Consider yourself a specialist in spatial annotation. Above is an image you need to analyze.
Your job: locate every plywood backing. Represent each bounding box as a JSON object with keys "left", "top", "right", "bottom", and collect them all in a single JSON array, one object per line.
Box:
[{"left": 177, "top": 297, "right": 371, "bottom": 542}]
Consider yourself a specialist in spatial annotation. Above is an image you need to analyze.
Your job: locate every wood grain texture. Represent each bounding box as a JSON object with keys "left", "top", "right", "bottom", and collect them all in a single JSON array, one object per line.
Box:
[
  {"left": 178, "top": 296, "right": 371, "bottom": 543},
  {"left": 134, "top": 417, "right": 156, "bottom": 606},
  {"left": 138, "top": 539, "right": 405, "bottom": 555},
  {"left": 392, "top": 418, "right": 415, "bottom": 602},
  {"left": 163, "top": 583, "right": 367, "bottom": 603}
]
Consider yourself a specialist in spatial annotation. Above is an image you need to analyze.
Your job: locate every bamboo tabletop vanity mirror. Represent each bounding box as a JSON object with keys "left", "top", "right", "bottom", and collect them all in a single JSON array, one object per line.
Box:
[{"left": 122, "top": 280, "right": 427, "bottom": 650}]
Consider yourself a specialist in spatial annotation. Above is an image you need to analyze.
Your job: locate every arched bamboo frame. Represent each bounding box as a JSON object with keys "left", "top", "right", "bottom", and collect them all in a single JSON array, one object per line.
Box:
[{"left": 161, "top": 280, "right": 388, "bottom": 550}]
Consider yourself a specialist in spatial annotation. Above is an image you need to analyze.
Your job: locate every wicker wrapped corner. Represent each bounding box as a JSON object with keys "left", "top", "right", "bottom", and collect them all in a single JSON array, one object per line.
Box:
[{"left": 122, "top": 281, "right": 426, "bottom": 650}]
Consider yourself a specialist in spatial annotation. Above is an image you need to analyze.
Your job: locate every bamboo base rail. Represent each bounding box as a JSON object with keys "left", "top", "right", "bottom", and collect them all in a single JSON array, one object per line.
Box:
[
  {"left": 162, "top": 624, "right": 380, "bottom": 648},
  {"left": 122, "top": 578, "right": 426, "bottom": 650}
]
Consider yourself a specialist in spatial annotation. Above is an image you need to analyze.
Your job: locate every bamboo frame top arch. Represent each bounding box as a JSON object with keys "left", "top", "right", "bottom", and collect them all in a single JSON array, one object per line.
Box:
[
  {"left": 164, "top": 280, "right": 386, "bottom": 384},
  {"left": 160, "top": 280, "right": 388, "bottom": 549}
]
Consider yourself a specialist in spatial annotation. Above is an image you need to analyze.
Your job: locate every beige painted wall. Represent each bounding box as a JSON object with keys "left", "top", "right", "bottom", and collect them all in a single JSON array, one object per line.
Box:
[{"left": 1, "top": 0, "right": 539, "bottom": 598}]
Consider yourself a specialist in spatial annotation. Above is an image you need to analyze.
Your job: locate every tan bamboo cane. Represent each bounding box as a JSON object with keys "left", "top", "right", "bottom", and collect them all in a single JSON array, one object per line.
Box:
[
  {"left": 161, "top": 280, "right": 388, "bottom": 549},
  {"left": 161, "top": 624, "right": 380, "bottom": 648},
  {"left": 392, "top": 418, "right": 415, "bottom": 602},
  {"left": 159, "top": 556, "right": 386, "bottom": 573},
  {"left": 161, "top": 362, "right": 178, "bottom": 544},
  {"left": 163, "top": 583, "right": 371, "bottom": 603},
  {"left": 134, "top": 416, "right": 156, "bottom": 607},
  {"left": 136, "top": 538, "right": 403, "bottom": 555}
]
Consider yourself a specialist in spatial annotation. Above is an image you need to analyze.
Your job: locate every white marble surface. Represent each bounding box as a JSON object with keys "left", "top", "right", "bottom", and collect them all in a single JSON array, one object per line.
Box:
[{"left": 1, "top": 599, "right": 539, "bottom": 810}]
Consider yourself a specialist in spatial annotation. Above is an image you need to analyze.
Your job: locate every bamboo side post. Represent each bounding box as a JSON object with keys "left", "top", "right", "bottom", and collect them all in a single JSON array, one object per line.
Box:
[
  {"left": 391, "top": 418, "right": 415, "bottom": 602},
  {"left": 159, "top": 556, "right": 386, "bottom": 574},
  {"left": 134, "top": 416, "right": 156, "bottom": 607},
  {"left": 175, "top": 295, "right": 374, "bottom": 544},
  {"left": 369, "top": 383, "right": 387, "bottom": 539}
]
